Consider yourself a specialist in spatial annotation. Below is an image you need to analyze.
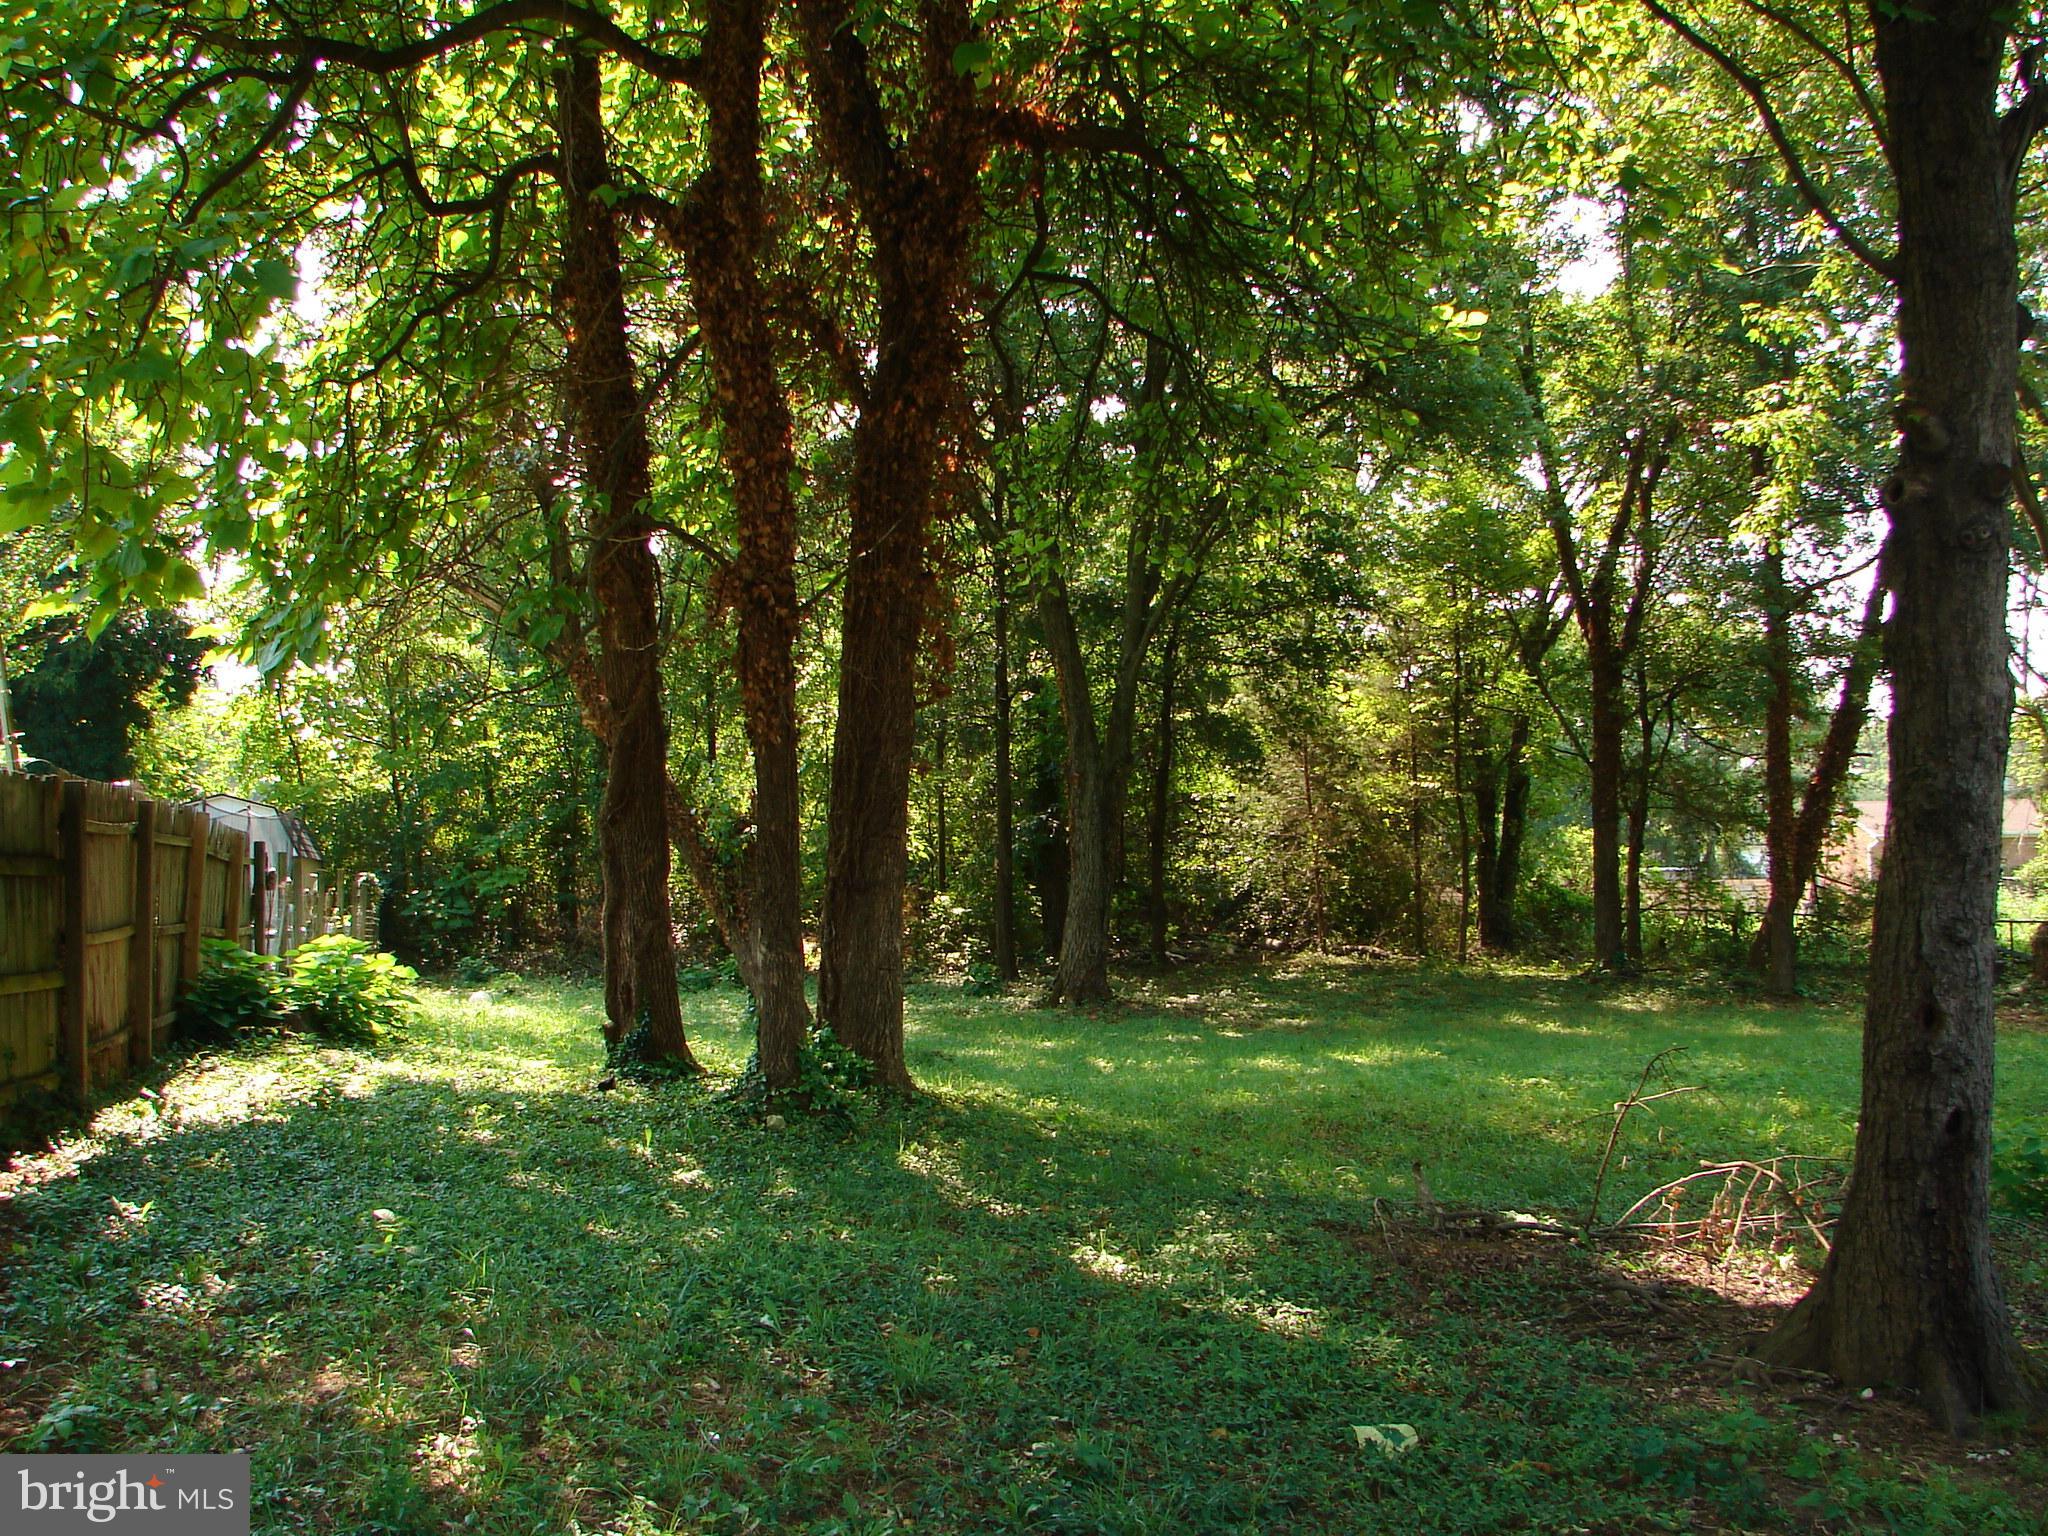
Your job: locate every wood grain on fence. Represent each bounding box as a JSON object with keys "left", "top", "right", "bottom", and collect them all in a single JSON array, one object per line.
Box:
[
  {"left": 0, "top": 777, "right": 259, "bottom": 1111},
  {"left": 0, "top": 775, "right": 62, "bottom": 1100}
]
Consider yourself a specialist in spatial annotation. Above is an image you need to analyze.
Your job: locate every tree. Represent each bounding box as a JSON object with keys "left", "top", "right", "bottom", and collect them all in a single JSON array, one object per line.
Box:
[
  {"left": 979, "top": 2, "right": 1488, "bottom": 1000},
  {"left": 8, "top": 606, "right": 205, "bottom": 779},
  {"left": 1644, "top": 0, "right": 2045, "bottom": 1428},
  {"left": 3, "top": 1, "right": 743, "bottom": 1068},
  {"left": 1517, "top": 288, "right": 1673, "bottom": 972}
]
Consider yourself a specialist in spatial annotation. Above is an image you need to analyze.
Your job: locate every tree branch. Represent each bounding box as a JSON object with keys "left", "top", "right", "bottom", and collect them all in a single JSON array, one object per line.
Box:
[
  {"left": 1641, "top": 0, "right": 1897, "bottom": 281},
  {"left": 196, "top": 1, "right": 703, "bottom": 89}
]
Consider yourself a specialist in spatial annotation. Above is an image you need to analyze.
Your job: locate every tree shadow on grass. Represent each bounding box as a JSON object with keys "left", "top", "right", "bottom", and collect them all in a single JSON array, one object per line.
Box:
[{"left": 0, "top": 977, "right": 2040, "bottom": 1534}]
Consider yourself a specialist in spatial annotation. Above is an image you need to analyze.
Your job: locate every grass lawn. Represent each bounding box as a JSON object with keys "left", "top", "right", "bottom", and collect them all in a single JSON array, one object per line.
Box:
[{"left": 3, "top": 960, "right": 2044, "bottom": 1533}]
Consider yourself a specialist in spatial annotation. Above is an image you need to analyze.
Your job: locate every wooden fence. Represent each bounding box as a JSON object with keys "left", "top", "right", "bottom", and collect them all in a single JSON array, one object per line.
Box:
[{"left": 0, "top": 776, "right": 258, "bottom": 1109}]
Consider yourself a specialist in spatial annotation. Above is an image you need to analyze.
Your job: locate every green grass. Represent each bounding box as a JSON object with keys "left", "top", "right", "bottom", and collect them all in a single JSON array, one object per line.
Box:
[{"left": 3, "top": 960, "right": 2044, "bottom": 1534}]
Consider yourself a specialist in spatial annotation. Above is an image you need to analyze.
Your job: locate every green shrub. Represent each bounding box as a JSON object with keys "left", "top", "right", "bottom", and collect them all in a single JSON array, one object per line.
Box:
[
  {"left": 282, "top": 936, "right": 418, "bottom": 1043},
  {"left": 723, "top": 1012, "right": 876, "bottom": 1116},
  {"left": 792, "top": 1024, "right": 873, "bottom": 1101},
  {"left": 178, "top": 939, "right": 283, "bottom": 1040},
  {"left": 605, "top": 1008, "right": 699, "bottom": 1082},
  {"left": 1993, "top": 1131, "right": 2048, "bottom": 1219}
]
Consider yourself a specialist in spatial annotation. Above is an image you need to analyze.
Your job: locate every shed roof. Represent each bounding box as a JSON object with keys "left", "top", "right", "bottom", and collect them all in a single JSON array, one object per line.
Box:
[{"left": 187, "top": 794, "right": 323, "bottom": 861}]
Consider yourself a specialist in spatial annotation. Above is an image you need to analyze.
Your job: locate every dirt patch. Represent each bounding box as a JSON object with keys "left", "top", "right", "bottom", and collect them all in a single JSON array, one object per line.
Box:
[{"left": 1317, "top": 1213, "right": 2048, "bottom": 1516}]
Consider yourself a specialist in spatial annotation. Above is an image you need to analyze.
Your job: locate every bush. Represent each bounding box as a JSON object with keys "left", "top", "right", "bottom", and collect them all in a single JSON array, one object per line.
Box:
[
  {"left": 605, "top": 1008, "right": 698, "bottom": 1082},
  {"left": 178, "top": 939, "right": 283, "bottom": 1040},
  {"left": 722, "top": 1017, "right": 876, "bottom": 1116},
  {"left": 677, "top": 956, "right": 740, "bottom": 992},
  {"left": 1993, "top": 1131, "right": 2048, "bottom": 1219},
  {"left": 282, "top": 936, "right": 418, "bottom": 1043}
]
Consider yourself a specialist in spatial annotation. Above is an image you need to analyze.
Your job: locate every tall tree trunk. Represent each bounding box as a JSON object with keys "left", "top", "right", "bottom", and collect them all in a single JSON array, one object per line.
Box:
[
  {"left": 1479, "top": 591, "right": 1562, "bottom": 954},
  {"left": 1039, "top": 577, "right": 1125, "bottom": 1003},
  {"left": 1056, "top": 728, "right": 1117, "bottom": 1002},
  {"left": 1750, "top": 567, "right": 1889, "bottom": 984},
  {"left": 1147, "top": 623, "right": 1180, "bottom": 963},
  {"left": 1475, "top": 714, "right": 1534, "bottom": 951},
  {"left": 1032, "top": 340, "right": 1185, "bottom": 1004},
  {"left": 1759, "top": 544, "right": 1802, "bottom": 996},
  {"left": 663, "top": 0, "right": 813, "bottom": 1091},
  {"left": 991, "top": 541, "right": 1019, "bottom": 980},
  {"left": 804, "top": 0, "right": 985, "bottom": 1088},
  {"left": 1762, "top": 2, "right": 2040, "bottom": 1429},
  {"left": 555, "top": 51, "right": 695, "bottom": 1068},
  {"left": 511, "top": 442, "right": 788, "bottom": 1067},
  {"left": 1525, "top": 299, "right": 1664, "bottom": 975},
  {"left": 1587, "top": 640, "right": 1628, "bottom": 969},
  {"left": 814, "top": 372, "right": 935, "bottom": 1084}
]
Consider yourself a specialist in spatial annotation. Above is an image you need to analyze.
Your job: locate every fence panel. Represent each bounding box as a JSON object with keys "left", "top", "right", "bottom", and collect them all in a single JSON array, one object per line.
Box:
[
  {"left": 76, "top": 779, "right": 139, "bottom": 1091},
  {"left": 0, "top": 779, "right": 272, "bottom": 1112},
  {"left": 0, "top": 777, "right": 62, "bottom": 1101}
]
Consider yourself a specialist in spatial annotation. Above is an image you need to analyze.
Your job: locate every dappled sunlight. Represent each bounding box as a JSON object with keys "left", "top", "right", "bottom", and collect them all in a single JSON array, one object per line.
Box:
[
  {"left": 3, "top": 969, "right": 2041, "bottom": 1533},
  {"left": 1321, "top": 1044, "right": 1442, "bottom": 1069},
  {"left": 1069, "top": 1241, "right": 1156, "bottom": 1287},
  {"left": 896, "top": 1139, "right": 1030, "bottom": 1220},
  {"left": 1516, "top": 1016, "right": 1597, "bottom": 1036},
  {"left": 1234, "top": 1297, "right": 1326, "bottom": 1340},
  {"left": 416, "top": 1416, "right": 495, "bottom": 1498}
]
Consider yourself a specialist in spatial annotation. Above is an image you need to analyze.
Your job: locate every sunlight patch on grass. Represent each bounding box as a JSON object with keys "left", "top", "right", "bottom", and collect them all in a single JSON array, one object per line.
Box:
[
  {"left": 1234, "top": 1297, "right": 1326, "bottom": 1339},
  {"left": 897, "top": 1141, "right": 1031, "bottom": 1220},
  {"left": 1069, "top": 1242, "right": 1153, "bottom": 1286},
  {"left": 1520, "top": 1016, "right": 1596, "bottom": 1036},
  {"left": 1321, "top": 1044, "right": 1442, "bottom": 1069}
]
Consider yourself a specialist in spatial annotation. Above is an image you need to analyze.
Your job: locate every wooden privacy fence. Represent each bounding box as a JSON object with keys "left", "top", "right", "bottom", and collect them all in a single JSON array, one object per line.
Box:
[{"left": 0, "top": 776, "right": 252, "bottom": 1109}]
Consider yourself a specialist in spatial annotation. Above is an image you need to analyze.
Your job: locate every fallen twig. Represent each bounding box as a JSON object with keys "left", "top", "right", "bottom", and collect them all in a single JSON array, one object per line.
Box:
[
  {"left": 1588, "top": 1047, "right": 1694, "bottom": 1229},
  {"left": 1602, "top": 1155, "right": 1844, "bottom": 1253}
]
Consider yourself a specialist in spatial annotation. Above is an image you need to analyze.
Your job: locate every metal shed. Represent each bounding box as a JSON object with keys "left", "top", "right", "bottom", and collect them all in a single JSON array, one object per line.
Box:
[{"left": 185, "top": 795, "right": 329, "bottom": 954}]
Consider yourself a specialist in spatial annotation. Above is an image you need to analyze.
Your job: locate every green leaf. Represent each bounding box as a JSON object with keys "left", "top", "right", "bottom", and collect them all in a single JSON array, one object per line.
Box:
[
  {"left": 950, "top": 40, "right": 992, "bottom": 78},
  {"left": 110, "top": 348, "right": 178, "bottom": 386},
  {"left": 1351, "top": 1423, "right": 1420, "bottom": 1457},
  {"left": 252, "top": 258, "right": 298, "bottom": 302}
]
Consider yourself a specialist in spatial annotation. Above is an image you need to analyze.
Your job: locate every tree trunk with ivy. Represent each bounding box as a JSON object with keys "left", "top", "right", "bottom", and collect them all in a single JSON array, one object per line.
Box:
[
  {"left": 554, "top": 50, "right": 695, "bottom": 1069},
  {"left": 803, "top": 0, "right": 987, "bottom": 1088},
  {"left": 669, "top": 0, "right": 812, "bottom": 1092}
]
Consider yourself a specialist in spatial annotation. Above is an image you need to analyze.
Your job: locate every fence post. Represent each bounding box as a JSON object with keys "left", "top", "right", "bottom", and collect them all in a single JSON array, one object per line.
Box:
[
  {"left": 353, "top": 872, "right": 382, "bottom": 946},
  {"left": 181, "top": 814, "right": 207, "bottom": 989},
  {"left": 222, "top": 830, "right": 247, "bottom": 953},
  {"left": 59, "top": 779, "right": 87, "bottom": 1100},
  {"left": 129, "top": 797, "right": 156, "bottom": 1068},
  {"left": 251, "top": 841, "right": 269, "bottom": 955}
]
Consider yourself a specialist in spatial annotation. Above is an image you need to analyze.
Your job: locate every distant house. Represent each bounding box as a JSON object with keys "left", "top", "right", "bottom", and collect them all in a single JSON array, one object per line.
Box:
[{"left": 1826, "top": 795, "right": 2041, "bottom": 884}]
